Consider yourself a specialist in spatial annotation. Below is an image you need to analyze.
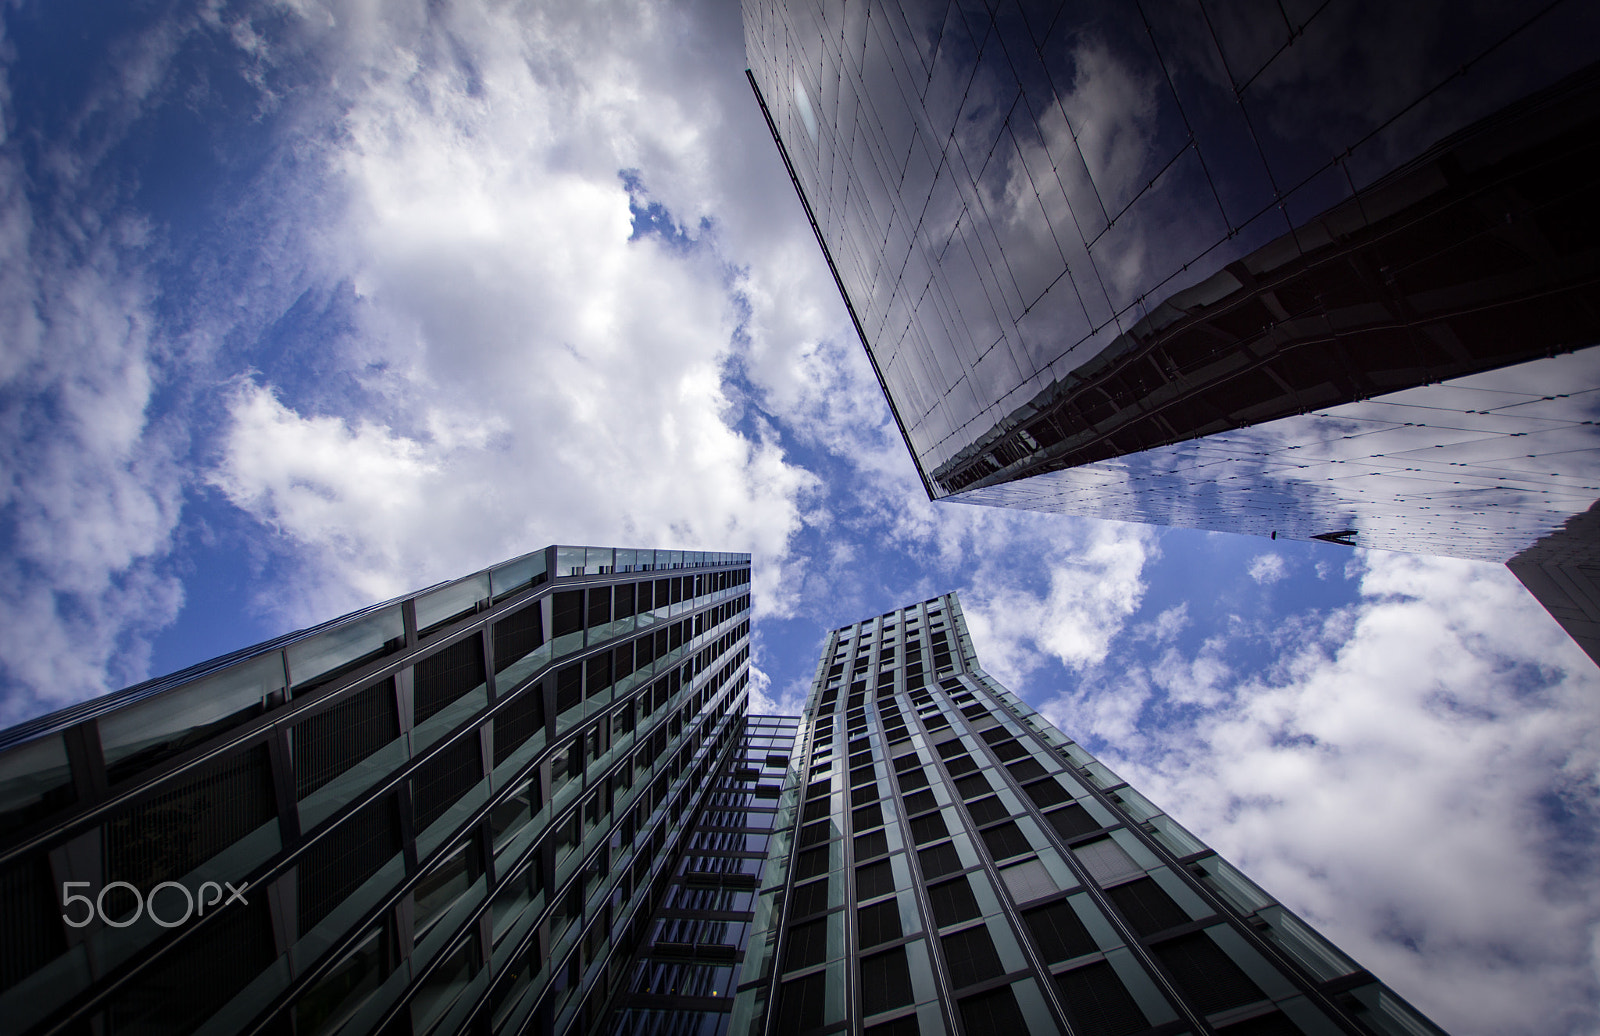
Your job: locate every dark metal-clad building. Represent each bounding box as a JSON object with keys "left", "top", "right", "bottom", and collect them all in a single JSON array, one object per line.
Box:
[
  {"left": 0, "top": 545, "right": 755, "bottom": 1036},
  {"left": 733, "top": 593, "right": 1444, "bottom": 1036},
  {"left": 743, "top": 0, "right": 1600, "bottom": 661}
]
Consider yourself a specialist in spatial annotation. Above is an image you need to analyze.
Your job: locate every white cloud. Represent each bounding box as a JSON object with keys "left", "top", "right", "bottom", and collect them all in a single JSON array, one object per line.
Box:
[
  {"left": 0, "top": 44, "right": 191, "bottom": 720},
  {"left": 1069, "top": 551, "right": 1600, "bottom": 1036},
  {"left": 1248, "top": 551, "right": 1289, "bottom": 584},
  {"left": 959, "top": 517, "right": 1159, "bottom": 692}
]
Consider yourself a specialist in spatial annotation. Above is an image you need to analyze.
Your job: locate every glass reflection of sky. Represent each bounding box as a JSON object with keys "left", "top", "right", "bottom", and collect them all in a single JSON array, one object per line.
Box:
[{"left": 958, "top": 349, "right": 1600, "bottom": 563}]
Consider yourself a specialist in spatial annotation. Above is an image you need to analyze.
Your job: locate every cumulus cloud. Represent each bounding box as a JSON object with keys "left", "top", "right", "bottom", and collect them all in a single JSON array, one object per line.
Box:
[
  {"left": 958, "top": 517, "right": 1158, "bottom": 692},
  {"left": 1247, "top": 552, "right": 1289, "bottom": 584},
  {"left": 0, "top": 33, "right": 191, "bottom": 720},
  {"left": 1057, "top": 551, "right": 1600, "bottom": 1036}
]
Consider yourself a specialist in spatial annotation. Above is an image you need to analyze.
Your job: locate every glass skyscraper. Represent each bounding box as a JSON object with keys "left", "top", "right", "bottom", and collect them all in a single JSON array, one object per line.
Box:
[
  {"left": 734, "top": 593, "right": 1444, "bottom": 1036},
  {"left": 742, "top": 0, "right": 1600, "bottom": 661},
  {"left": 0, "top": 545, "right": 757, "bottom": 1036}
]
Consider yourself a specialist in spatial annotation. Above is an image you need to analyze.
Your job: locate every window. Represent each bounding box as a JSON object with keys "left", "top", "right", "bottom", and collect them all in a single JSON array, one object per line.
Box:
[
  {"left": 917, "top": 842, "right": 962, "bottom": 879},
  {"left": 1046, "top": 804, "right": 1100, "bottom": 840},
  {"left": 954, "top": 774, "right": 990, "bottom": 800},
  {"left": 853, "top": 803, "right": 884, "bottom": 830},
  {"left": 979, "top": 822, "right": 1031, "bottom": 861},
  {"left": 909, "top": 812, "right": 948, "bottom": 845},
  {"left": 784, "top": 920, "right": 828, "bottom": 970},
  {"left": 1150, "top": 932, "right": 1267, "bottom": 1014},
  {"left": 413, "top": 634, "right": 486, "bottom": 727},
  {"left": 966, "top": 796, "right": 1007, "bottom": 825},
  {"left": 1021, "top": 900, "right": 1097, "bottom": 964},
  {"left": 790, "top": 880, "right": 829, "bottom": 919},
  {"left": 1023, "top": 779, "right": 1070, "bottom": 809},
  {"left": 859, "top": 948, "right": 913, "bottom": 1015},
  {"left": 1055, "top": 961, "right": 1150, "bottom": 1036},
  {"left": 857, "top": 900, "right": 902, "bottom": 948},
  {"left": 795, "top": 847, "right": 829, "bottom": 880},
  {"left": 941, "top": 926, "right": 1004, "bottom": 988},
  {"left": 958, "top": 986, "right": 1026, "bottom": 1036},
  {"left": 1107, "top": 878, "right": 1190, "bottom": 937},
  {"left": 856, "top": 860, "right": 895, "bottom": 901},
  {"left": 902, "top": 790, "right": 936, "bottom": 816},
  {"left": 855, "top": 829, "right": 889, "bottom": 860},
  {"left": 927, "top": 877, "right": 980, "bottom": 927}
]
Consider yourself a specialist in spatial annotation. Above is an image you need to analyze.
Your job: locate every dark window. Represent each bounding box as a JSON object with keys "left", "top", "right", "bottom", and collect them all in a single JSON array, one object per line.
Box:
[
  {"left": 106, "top": 746, "right": 276, "bottom": 922},
  {"left": 989, "top": 739, "right": 1026, "bottom": 761},
  {"left": 864, "top": 1016, "right": 920, "bottom": 1036},
  {"left": 966, "top": 796, "right": 1007, "bottom": 825},
  {"left": 892, "top": 753, "right": 921, "bottom": 772},
  {"left": 917, "top": 842, "right": 962, "bottom": 879},
  {"left": 1046, "top": 804, "right": 1100, "bottom": 840},
  {"left": 1023, "top": 780, "right": 1069, "bottom": 809},
  {"left": 902, "top": 789, "right": 936, "bottom": 816},
  {"left": 954, "top": 774, "right": 990, "bottom": 800},
  {"left": 1021, "top": 900, "right": 1097, "bottom": 963},
  {"left": 980, "top": 822, "right": 1030, "bottom": 860},
  {"left": 795, "top": 847, "right": 829, "bottom": 880},
  {"left": 958, "top": 985, "right": 1026, "bottom": 1036},
  {"left": 1055, "top": 960, "right": 1151, "bottom": 1036},
  {"left": 492, "top": 604, "right": 543, "bottom": 676},
  {"left": 935, "top": 740, "right": 966, "bottom": 759},
  {"left": 1006, "top": 758, "right": 1047, "bottom": 783},
  {"left": 798, "top": 821, "right": 831, "bottom": 847},
  {"left": 855, "top": 829, "right": 889, "bottom": 860},
  {"left": 414, "top": 633, "right": 485, "bottom": 726},
  {"left": 1108, "top": 878, "right": 1190, "bottom": 937},
  {"left": 856, "top": 860, "right": 894, "bottom": 901},
  {"left": 293, "top": 679, "right": 399, "bottom": 800},
  {"left": 103, "top": 896, "right": 277, "bottom": 1034},
  {"left": 802, "top": 798, "right": 828, "bottom": 822},
  {"left": 614, "top": 583, "right": 636, "bottom": 619},
  {"left": 0, "top": 855, "right": 66, "bottom": 989},
  {"left": 1218, "top": 1012, "right": 1307, "bottom": 1035},
  {"left": 851, "top": 784, "right": 880, "bottom": 807},
  {"left": 586, "top": 587, "right": 611, "bottom": 629},
  {"left": 790, "top": 880, "right": 829, "bottom": 919},
  {"left": 555, "top": 664, "right": 582, "bottom": 714},
  {"left": 492, "top": 683, "right": 545, "bottom": 766},
  {"left": 1151, "top": 932, "right": 1268, "bottom": 1014},
  {"left": 943, "top": 753, "right": 978, "bottom": 776},
  {"left": 298, "top": 796, "right": 401, "bottom": 934},
  {"left": 853, "top": 803, "right": 884, "bottom": 830},
  {"left": 860, "top": 947, "right": 914, "bottom": 1015},
  {"left": 784, "top": 919, "right": 827, "bottom": 970},
  {"left": 552, "top": 591, "right": 584, "bottom": 638},
  {"left": 412, "top": 736, "right": 482, "bottom": 832},
  {"left": 774, "top": 974, "right": 824, "bottom": 1035},
  {"left": 850, "top": 764, "right": 876, "bottom": 787},
  {"left": 895, "top": 768, "right": 929, "bottom": 792},
  {"left": 942, "top": 926, "right": 1004, "bottom": 988},
  {"left": 585, "top": 652, "right": 612, "bottom": 699},
  {"left": 857, "top": 900, "right": 902, "bottom": 948},
  {"left": 927, "top": 877, "right": 981, "bottom": 927},
  {"left": 909, "top": 812, "right": 948, "bottom": 845}
]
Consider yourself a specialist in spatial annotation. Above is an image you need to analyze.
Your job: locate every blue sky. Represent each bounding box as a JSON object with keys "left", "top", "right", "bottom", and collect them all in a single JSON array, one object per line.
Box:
[{"left": 1, "top": 2, "right": 1597, "bottom": 1033}]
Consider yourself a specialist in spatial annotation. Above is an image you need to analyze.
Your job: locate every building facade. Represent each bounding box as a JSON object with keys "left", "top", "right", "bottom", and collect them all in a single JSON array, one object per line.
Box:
[
  {"left": 0, "top": 545, "right": 754, "bottom": 1036},
  {"left": 602, "top": 714, "right": 800, "bottom": 1036},
  {"left": 743, "top": 0, "right": 1600, "bottom": 660},
  {"left": 733, "top": 593, "right": 1444, "bottom": 1036}
]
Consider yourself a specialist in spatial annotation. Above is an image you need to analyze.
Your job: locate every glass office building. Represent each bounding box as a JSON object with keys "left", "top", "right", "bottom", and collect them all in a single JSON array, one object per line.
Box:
[
  {"left": 743, "top": 0, "right": 1600, "bottom": 660},
  {"left": 0, "top": 544, "right": 754, "bottom": 1036},
  {"left": 734, "top": 593, "right": 1445, "bottom": 1036},
  {"left": 604, "top": 714, "right": 799, "bottom": 1036}
]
